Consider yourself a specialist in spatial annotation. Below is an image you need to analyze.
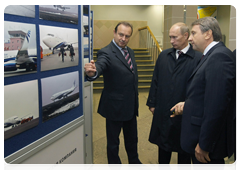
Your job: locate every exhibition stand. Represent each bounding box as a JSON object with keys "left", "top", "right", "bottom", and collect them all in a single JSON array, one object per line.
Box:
[{"left": 4, "top": 5, "right": 93, "bottom": 164}]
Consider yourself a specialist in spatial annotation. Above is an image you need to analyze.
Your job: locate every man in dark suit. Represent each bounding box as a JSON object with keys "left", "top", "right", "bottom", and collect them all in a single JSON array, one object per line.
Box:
[
  {"left": 171, "top": 17, "right": 235, "bottom": 164},
  {"left": 232, "top": 48, "right": 238, "bottom": 170},
  {"left": 84, "top": 21, "right": 141, "bottom": 164},
  {"left": 147, "top": 22, "right": 201, "bottom": 164}
]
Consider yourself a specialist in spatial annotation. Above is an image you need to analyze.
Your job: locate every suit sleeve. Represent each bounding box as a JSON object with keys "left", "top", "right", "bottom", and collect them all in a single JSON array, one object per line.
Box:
[
  {"left": 85, "top": 49, "right": 111, "bottom": 81},
  {"left": 199, "top": 52, "right": 235, "bottom": 152}
]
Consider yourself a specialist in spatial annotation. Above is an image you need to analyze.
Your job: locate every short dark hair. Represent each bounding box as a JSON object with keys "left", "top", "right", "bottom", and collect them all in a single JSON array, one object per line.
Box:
[
  {"left": 191, "top": 17, "right": 222, "bottom": 41},
  {"left": 114, "top": 21, "right": 133, "bottom": 36}
]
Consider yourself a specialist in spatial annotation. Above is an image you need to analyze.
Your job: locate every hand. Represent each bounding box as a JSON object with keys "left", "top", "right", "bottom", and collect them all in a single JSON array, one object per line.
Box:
[
  {"left": 170, "top": 102, "right": 185, "bottom": 117},
  {"left": 84, "top": 60, "right": 96, "bottom": 77},
  {"left": 149, "top": 107, "right": 155, "bottom": 115},
  {"left": 195, "top": 143, "right": 211, "bottom": 163}
]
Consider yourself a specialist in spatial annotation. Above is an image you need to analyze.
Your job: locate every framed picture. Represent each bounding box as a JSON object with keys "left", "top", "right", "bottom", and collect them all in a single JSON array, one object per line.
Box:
[
  {"left": 40, "top": 25, "right": 79, "bottom": 71},
  {"left": 41, "top": 71, "right": 80, "bottom": 122},
  {"left": 4, "top": 21, "right": 37, "bottom": 77}
]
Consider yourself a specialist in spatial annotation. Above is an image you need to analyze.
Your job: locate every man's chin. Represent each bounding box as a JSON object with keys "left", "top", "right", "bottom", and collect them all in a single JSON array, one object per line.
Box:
[{"left": 119, "top": 44, "right": 126, "bottom": 48}]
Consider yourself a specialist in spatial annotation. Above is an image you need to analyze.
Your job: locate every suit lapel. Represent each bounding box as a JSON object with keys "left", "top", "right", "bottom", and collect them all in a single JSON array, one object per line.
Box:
[
  {"left": 188, "top": 54, "right": 208, "bottom": 81},
  {"left": 110, "top": 42, "right": 134, "bottom": 73},
  {"left": 188, "top": 42, "right": 224, "bottom": 81}
]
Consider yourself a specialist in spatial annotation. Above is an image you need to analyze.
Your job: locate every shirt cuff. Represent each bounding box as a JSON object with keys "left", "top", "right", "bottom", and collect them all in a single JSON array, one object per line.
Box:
[{"left": 86, "top": 71, "right": 98, "bottom": 81}]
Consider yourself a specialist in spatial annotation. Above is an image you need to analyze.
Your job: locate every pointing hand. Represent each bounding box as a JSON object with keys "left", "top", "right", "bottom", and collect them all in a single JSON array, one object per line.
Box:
[{"left": 84, "top": 60, "right": 97, "bottom": 77}]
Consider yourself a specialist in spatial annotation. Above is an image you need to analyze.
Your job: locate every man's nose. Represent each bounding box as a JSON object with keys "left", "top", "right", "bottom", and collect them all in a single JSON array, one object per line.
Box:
[{"left": 188, "top": 35, "right": 192, "bottom": 41}]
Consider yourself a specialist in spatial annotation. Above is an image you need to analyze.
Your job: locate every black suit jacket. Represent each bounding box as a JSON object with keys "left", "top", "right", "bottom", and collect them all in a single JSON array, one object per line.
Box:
[
  {"left": 87, "top": 41, "right": 139, "bottom": 121},
  {"left": 229, "top": 48, "right": 238, "bottom": 121},
  {"left": 181, "top": 42, "right": 235, "bottom": 159}
]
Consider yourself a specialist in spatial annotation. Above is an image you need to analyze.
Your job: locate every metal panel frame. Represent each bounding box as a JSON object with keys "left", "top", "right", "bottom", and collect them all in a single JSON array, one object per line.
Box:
[{"left": 5, "top": 116, "right": 84, "bottom": 164}]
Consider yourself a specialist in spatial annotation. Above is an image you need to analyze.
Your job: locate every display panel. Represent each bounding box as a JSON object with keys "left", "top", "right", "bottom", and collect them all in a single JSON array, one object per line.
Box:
[{"left": 4, "top": 5, "right": 84, "bottom": 159}]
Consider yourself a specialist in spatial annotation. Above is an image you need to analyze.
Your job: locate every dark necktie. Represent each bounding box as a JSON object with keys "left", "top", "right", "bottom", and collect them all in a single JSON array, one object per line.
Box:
[
  {"left": 177, "top": 50, "right": 183, "bottom": 58},
  {"left": 176, "top": 50, "right": 183, "bottom": 60},
  {"left": 201, "top": 55, "right": 205, "bottom": 60},
  {"left": 122, "top": 48, "right": 133, "bottom": 72}
]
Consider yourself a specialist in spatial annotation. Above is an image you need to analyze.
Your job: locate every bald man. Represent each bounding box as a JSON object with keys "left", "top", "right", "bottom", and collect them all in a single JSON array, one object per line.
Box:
[{"left": 147, "top": 22, "right": 202, "bottom": 164}]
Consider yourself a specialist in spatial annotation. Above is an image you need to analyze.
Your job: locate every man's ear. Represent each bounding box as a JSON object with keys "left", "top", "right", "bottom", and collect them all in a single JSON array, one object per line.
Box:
[
  {"left": 204, "top": 29, "right": 213, "bottom": 40},
  {"left": 184, "top": 32, "right": 189, "bottom": 40}
]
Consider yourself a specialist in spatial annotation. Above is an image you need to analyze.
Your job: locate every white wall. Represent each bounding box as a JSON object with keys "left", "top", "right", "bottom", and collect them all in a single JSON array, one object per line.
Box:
[{"left": 91, "top": 5, "right": 164, "bottom": 38}]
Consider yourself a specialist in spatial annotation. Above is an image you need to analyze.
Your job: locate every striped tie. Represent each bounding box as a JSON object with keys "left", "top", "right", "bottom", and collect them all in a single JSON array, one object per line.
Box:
[
  {"left": 177, "top": 50, "right": 183, "bottom": 59},
  {"left": 122, "top": 48, "right": 133, "bottom": 72},
  {"left": 178, "top": 50, "right": 183, "bottom": 56}
]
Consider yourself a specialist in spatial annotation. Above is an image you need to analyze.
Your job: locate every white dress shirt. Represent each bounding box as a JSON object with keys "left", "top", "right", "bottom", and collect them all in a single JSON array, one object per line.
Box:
[{"left": 175, "top": 43, "right": 190, "bottom": 59}]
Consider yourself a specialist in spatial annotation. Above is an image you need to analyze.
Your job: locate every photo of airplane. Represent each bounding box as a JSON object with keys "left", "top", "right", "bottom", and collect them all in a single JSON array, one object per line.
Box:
[
  {"left": 4, "top": 80, "right": 39, "bottom": 140},
  {"left": 4, "top": 30, "right": 37, "bottom": 73},
  {"left": 4, "top": 21, "right": 37, "bottom": 77},
  {"left": 42, "top": 33, "right": 77, "bottom": 54},
  {"left": 4, "top": 116, "right": 21, "bottom": 128},
  {"left": 40, "top": 25, "right": 79, "bottom": 71},
  {"left": 51, "top": 81, "right": 77, "bottom": 102},
  {"left": 53, "top": 5, "right": 70, "bottom": 11},
  {"left": 16, "top": 30, "right": 37, "bottom": 70},
  {"left": 39, "top": 5, "right": 78, "bottom": 24},
  {"left": 4, "top": 115, "right": 34, "bottom": 129},
  {"left": 4, "top": 5, "right": 35, "bottom": 18},
  {"left": 41, "top": 71, "right": 79, "bottom": 122}
]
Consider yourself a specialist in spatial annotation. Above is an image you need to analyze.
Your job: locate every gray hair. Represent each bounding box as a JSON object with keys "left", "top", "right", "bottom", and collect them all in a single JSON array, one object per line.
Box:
[{"left": 191, "top": 17, "right": 222, "bottom": 41}]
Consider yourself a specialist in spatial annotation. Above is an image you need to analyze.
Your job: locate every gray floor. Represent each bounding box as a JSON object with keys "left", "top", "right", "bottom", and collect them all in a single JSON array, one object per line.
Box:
[{"left": 92, "top": 91, "right": 235, "bottom": 164}]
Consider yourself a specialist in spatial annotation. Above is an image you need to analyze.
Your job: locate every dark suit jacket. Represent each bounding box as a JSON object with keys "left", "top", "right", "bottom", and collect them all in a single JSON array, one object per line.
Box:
[
  {"left": 87, "top": 41, "right": 139, "bottom": 121},
  {"left": 181, "top": 42, "right": 235, "bottom": 159},
  {"left": 229, "top": 48, "right": 238, "bottom": 120}
]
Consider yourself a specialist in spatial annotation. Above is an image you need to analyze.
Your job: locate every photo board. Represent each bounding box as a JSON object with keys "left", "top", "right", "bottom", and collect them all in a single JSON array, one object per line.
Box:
[{"left": 4, "top": 5, "right": 88, "bottom": 161}]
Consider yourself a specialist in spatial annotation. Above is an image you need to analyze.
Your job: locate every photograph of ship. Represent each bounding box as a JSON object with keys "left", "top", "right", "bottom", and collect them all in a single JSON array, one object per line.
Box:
[
  {"left": 39, "top": 5, "right": 78, "bottom": 24},
  {"left": 39, "top": 25, "right": 79, "bottom": 71},
  {"left": 4, "top": 5, "right": 35, "bottom": 18},
  {"left": 4, "top": 80, "right": 39, "bottom": 140},
  {"left": 4, "top": 21, "right": 37, "bottom": 77},
  {"left": 41, "top": 71, "right": 80, "bottom": 122}
]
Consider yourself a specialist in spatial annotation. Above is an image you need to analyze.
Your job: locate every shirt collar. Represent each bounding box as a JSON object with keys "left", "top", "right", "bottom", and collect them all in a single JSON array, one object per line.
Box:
[
  {"left": 203, "top": 41, "right": 219, "bottom": 55},
  {"left": 175, "top": 43, "right": 190, "bottom": 59},
  {"left": 112, "top": 39, "right": 127, "bottom": 51},
  {"left": 176, "top": 43, "right": 190, "bottom": 54}
]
